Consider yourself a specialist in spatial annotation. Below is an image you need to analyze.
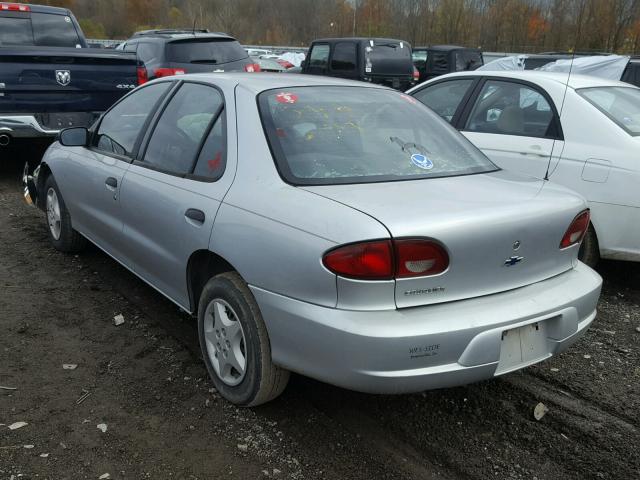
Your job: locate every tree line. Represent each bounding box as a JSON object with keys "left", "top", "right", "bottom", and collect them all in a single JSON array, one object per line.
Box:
[{"left": 20, "top": 0, "right": 640, "bottom": 53}]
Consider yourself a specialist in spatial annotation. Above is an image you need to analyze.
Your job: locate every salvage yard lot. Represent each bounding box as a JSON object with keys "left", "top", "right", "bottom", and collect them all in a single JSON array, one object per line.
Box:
[{"left": 1, "top": 153, "right": 639, "bottom": 480}]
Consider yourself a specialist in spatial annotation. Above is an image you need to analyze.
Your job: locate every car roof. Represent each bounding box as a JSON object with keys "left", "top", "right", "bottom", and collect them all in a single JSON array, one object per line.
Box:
[
  {"left": 161, "top": 72, "right": 390, "bottom": 93},
  {"left": 129, "top": 30, "right": 234, "bottom": 41},
  {"left": 312, "top": 37, "right": 409, "bottom": 45},
  {"left": 433, "top": 70, "right": 635, "bottom": 90}
]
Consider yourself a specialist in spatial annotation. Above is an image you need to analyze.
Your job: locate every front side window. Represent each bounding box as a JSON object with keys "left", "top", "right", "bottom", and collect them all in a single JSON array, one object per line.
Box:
[
  {"left": 31, "top": 13, "right": 81, "bottom": 47},
  {"left": 331, "top": 42, "right": 357, "bottom": 71},
  {"left": 578, "top": 86, "right": 640, "bottom": 136},
  {"left": 465, "top": 80, "right": 556, "bottom": 138},
  {"left": 259, "top": 87, "right": 497, "bottom": 185},
  {"left": 94, "top": 82, "right": 171, "bottom": 157},
  {"left": 142, "top": 83, "right": 223, "bottom": 174},
  {"left": 308, "top": 44, "right": 330, "bottom": 69},
  {"left": 412, "top": 79, "right": 475, "bottom": 123}
]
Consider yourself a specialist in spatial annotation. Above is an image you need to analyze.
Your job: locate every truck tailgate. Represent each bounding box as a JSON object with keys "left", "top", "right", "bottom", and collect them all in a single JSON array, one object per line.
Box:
[{"left": 0, "top": 47, "right": 137, "bottom": 122}]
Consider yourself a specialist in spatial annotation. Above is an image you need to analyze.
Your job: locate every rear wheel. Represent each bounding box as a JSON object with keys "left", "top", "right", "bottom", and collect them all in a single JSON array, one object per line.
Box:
[
  {"left": 578, "top": 224, "right": 599, "bottom": 268},
  {"left": 197, "top": 271, "right": 289, "bottom": 406},
  {"left": 43, "top": 175, "right": 87, "bottom": 253}
]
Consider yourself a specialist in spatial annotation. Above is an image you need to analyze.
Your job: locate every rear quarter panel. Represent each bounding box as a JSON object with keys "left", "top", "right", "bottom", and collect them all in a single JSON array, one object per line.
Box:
[{"left": 209, "top": 84, "right": 390, "bottom": 307}]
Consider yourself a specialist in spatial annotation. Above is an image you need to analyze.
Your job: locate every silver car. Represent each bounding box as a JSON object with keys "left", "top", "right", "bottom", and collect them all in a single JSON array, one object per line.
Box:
[{"left": 24, "top": 73, "right": 602, "bottom": 406}]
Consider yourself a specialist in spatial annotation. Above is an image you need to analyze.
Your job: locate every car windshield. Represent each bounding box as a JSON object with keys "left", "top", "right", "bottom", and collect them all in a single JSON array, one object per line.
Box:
[
  {"left": 258, "top": 86, "right": 498, "bottom": 185},
  {"left": 577, "top": 86, "right": 640, "bottom": 136},
  {"left": 167, "top": 38, "right": 248, "bottom": 64}
]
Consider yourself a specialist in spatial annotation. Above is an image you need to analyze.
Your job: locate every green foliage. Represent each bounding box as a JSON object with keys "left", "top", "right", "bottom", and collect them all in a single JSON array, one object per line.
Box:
[{"left": 78, "top": 18, "right": 106, "bottom": 39}]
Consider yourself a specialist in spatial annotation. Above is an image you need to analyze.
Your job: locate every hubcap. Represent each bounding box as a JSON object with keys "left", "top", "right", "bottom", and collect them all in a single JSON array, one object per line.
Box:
[
  {"left": 203, "top": 299, "right": 247, "bottom": 386},
  {"left": 46, "top": 187, "right": 61, "bottom": 240}
]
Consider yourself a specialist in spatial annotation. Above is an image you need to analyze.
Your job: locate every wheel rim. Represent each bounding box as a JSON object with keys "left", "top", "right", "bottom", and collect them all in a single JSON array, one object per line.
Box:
[
  {"left": 46, "top": 187, "right": 62, "bottom": 240},
  {"left": 203, "top": 299, "right": 247, "bottom": 386}
]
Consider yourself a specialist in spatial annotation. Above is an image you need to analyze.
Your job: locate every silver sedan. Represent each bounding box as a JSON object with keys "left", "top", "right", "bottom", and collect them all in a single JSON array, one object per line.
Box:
[{"left": 24, "top": 73, "right": 602, "bottom": 406}]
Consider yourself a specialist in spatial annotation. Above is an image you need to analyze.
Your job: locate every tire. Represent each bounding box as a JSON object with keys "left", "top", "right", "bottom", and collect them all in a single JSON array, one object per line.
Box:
[
  {"left": 43, "top": 174, "right": 87, "bottom": 253},
  {"left": 578, "top": 224, "right": 600, "bottom": 268},
  {"left": 197, "top": 271, "right": 289, "bottom": 406}
]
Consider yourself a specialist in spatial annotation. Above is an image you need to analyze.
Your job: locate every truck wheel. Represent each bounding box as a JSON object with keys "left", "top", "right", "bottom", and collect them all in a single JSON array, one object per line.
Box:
[
  {"left": 197, "top": 271, "right": 289, "bottom": 406},
  {"left": 43, "top": 174, "right": 87, "bottom": 253},
  {"left": 578, "top": 225, "right": 599, "bottom": 268}
]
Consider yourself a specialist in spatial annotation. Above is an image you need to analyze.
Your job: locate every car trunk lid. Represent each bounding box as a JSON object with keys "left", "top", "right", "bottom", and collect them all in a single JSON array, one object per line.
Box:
[{"left": 302, "top": 170, "right": 585, "bottom": 308}]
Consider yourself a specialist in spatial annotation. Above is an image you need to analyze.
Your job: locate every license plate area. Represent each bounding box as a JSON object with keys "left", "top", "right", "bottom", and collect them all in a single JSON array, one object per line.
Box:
[{"left": 496, "top": 321, "right": 550, "bottom": 375}]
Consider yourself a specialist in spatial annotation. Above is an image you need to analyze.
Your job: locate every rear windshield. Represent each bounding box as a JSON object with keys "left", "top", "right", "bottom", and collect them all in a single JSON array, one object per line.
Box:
[
  {"left": 0, "top": 12, "right": 81, "bottom": 47},
  {"left": 259, "top": 87, "right": 497, "bottom": 185},
  {"left": 365, "top": 40, "right": 413, "bottom": 75},
  {"left": 167, "top": 39, "right": 248, "bottom": 65},
  {"left": 578, "top": 86, "right": 640, "bottom": 136}
]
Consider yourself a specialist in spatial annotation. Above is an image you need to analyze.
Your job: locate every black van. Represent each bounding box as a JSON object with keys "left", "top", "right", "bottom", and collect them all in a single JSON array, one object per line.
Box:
[{"left": 300, "top": 37, "right": 415, "bottom": 90}]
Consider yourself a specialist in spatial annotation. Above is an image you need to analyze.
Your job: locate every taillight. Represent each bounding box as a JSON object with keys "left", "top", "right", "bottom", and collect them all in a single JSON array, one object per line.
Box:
[
  {"left": 153, "top": 68, "right": 186, "bottom": 78},
  {"left": 323, "top": 240, "right": 393, "bottom": 280},
  {"left": 395, "top": 239, "right": 448, "bottom": 277},
  {"left": 244, "top": 63, "right": 262, "bottom": 73},
  {"left": 412, "top": 66, "right": 420, "bottom": 81},
  {"left": 137, "top": 66, "right": 148, "bottom": 85},
  {"left": 322, "top": 239, "right": 449, "bottom": 280},
  {"left": 0, "top": 3, "right": 30, "bottom": 11},
  {"left": 560, "top": 210, "right": 590, "bottom": 249}
]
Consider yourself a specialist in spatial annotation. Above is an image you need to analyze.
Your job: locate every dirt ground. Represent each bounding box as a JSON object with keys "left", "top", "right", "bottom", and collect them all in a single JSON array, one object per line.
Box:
[{"left": 1, "top": 147, "right": 639, "bottom": 480}]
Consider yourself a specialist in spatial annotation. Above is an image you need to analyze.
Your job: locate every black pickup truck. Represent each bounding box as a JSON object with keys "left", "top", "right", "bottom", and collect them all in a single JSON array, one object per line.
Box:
[{"left": 0, "top": 2, "right": 139, "bottom": 148}]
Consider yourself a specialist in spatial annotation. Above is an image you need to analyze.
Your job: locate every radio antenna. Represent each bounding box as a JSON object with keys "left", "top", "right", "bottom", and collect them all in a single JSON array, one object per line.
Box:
[{"left": 545, "top": 1, "right": 585, "bottom": 180}]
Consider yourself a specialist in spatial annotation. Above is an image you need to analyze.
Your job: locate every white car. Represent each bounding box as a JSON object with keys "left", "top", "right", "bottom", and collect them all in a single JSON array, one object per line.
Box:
[{"left": 408, "top": 71, "right": 640, "bottom": 266}]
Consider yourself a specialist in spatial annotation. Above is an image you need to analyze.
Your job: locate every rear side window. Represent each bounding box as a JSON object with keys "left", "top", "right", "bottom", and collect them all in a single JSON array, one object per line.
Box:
[
  {"left": 137, "top": 43, "right": 161, "bottom": 63},
  {"left": 308, "top": 44, "right": 330, "bottom": 68},
  {"left": 94, "top": 82, "right": 171, "bottom": 157},
  {"left": 259, "top": 87, "right": 496, "bottom": 185},
  {"left": 578, "top": 86, "right": 640, "bottom": 136},
  {"left": 31, "top": 12, "right": 81, "bottom": 47},
  {"left": 331, "top": 42, "right": 357, "bottom": 71},
  {"left": 143, "top": 83, "right": 224, "bottom": 174},
  {"left": 413, "top": 79, "right": 475, "bottom": 123},
  {"left": 0, "top": 16, "right": 33, "bottom": 45},
  {"left": 465, "top": 80, "right": 556, "bottom": 138},
  {"left": 166, "top": 39, "right": 248, "bottom": 65},
  {"left": 193, "top": 113, "right": 226, "bottom": 180}
]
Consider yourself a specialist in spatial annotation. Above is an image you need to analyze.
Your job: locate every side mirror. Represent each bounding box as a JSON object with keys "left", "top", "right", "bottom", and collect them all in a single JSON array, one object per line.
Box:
[
  {"left": 300, "top": 59, "right": 307, "bottom": 70},
  {"left": 59, "top": 127, "right": 89, "bottom": 147}
]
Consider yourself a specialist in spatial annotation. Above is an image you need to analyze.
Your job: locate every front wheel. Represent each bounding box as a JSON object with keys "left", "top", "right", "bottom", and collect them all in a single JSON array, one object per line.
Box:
[
  {"left": 43, "top": 174, "right": 87, "bottom": 253},
  {"left": 578, "top": 225, "right": 599, "bottom": 268},
  {"left": 197, "top": 271, "right": 289, "bottom": 406}
]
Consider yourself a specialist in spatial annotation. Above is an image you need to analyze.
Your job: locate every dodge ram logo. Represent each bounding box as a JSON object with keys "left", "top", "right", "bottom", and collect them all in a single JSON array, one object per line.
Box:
[{"left": 55, "top": 70, "right": 71, "bottom": 86}]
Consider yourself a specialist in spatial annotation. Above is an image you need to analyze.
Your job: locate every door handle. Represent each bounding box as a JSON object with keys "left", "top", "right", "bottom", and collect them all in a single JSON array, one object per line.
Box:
[
  {"left": 185, "top": 208, "right": 205, "bottom": 224},
  {"left": 105, "top": 177, "right": 118, "bottom": 189}
]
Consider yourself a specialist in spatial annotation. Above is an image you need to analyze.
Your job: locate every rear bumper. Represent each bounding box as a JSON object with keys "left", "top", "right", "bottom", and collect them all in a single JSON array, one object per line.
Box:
[
  {"left": 0, "top": 115, "right": 60, "bottom": 139},
  {"left": 251, "top": 262, "right": 602, "bottom": 394}
]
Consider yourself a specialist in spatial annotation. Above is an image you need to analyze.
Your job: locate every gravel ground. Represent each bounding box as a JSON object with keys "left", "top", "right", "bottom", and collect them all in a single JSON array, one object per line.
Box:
[{"left": 1, "top": 150, "right": 639, "bottom": 480}]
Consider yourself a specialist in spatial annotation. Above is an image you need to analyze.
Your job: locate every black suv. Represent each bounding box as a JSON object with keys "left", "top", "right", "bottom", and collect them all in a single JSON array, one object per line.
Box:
[
  {"left": 412, "top": 45, "right": 483, "bottom": 83},
  {"left": 300, "top": 37, "right": 416, "bottom": 90},
  {"left": 118, "top": 29, "right": 259, "bottom": 82}
]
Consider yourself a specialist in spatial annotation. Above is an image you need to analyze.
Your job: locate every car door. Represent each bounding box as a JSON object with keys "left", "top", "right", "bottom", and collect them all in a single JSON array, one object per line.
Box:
[
  {"left": 303, "top": 43, "right": 330, "bottom": 76},
  {"left": 118, "top": 81, "right": 235, "bottom": 309},
  {"left": 60, "top": 81, "right": 172, "bottom": 263},
  {"left": 460, "top": 79, "right": 564, "bottom": 179}
]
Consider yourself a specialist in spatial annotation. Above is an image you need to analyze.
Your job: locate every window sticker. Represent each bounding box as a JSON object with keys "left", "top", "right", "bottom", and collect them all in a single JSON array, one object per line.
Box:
[
  {"left": 411, "top": 153, "right": 434, "bottom": 170},
  {"left": 275, "top": 92, "right": 298, "bottom": 104}
]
